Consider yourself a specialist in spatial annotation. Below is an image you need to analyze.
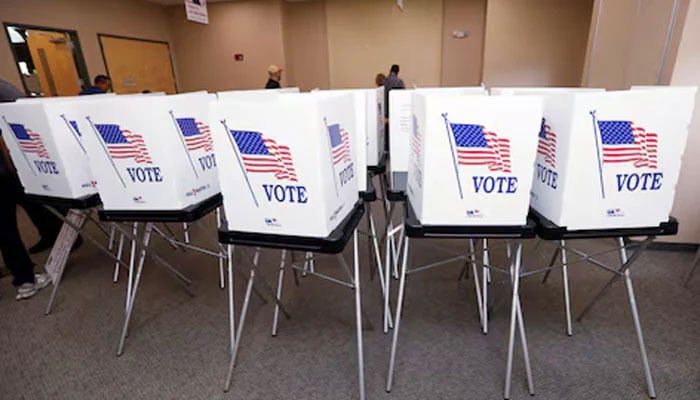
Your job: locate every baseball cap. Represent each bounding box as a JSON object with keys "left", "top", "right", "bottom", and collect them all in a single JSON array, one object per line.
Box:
[{"left": 268, "top": 65, "right": 284, "bottom": 74}]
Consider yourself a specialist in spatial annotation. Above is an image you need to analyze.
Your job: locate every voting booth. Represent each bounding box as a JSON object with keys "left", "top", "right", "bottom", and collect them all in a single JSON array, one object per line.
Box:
[
  {"left": 211, "top": 93, "right": 358, "bottom": 237},
  {"left": 521, "top": 88, "right": 696, "bottom": 230},
  {"left": 216, "top": 87, "right": 299, "bottom": 101},
  {"left": 311, "top": 89, "right": 376, "bottom": 193},
  {"left": 0, "top": 99, "right": 99, "bottom": 199},
  {"left": 61, "top": 91, "right": 220, "bottom": 211},
  {"left": 408, "top": 93, "right": 542, "bottom": 225},
  {"left": 389, "top": 87, "right": 486, "bottom": 188},
  {"left": 366, "top": 87, "right": 385, "bottom": 167}
]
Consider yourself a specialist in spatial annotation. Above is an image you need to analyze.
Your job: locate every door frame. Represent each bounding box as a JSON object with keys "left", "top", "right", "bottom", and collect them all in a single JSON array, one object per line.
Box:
[
  {"left": 97, "top": 33, "right": 179, "bottom": 93},
  {"left": 2, "top": 22, "right": 90, "bottom": 95}
]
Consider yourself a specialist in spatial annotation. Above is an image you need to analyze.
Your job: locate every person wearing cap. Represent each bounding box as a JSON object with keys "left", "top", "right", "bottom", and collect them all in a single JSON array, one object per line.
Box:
[{"left": 265, "top": 65, "right": 283, "bottom": 89}]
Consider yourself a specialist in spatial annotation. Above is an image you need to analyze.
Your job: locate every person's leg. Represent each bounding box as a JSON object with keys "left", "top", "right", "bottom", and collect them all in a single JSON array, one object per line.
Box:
[
  {"left": 0, "top": 175, "right": 34, "bottom": 287},
  {"left": 12, "top": 175, "right": 63, "bottom": 253}
]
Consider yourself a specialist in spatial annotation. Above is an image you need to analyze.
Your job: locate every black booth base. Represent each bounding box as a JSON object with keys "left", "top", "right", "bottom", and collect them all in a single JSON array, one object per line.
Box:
[
  {"left": 98, "top": 193, "right": 222, "bottom": 223},
  {"left": 387, "top": 189, "right": 406, "bottom": 202},
  {"left": 367, "top": 152, "right": 388, "bottom": 176},
  {"left": 218, "top": 200, "right": 365, "bottom": 254},
  {"left": 404, "top": 202, "right": 536, "bottom": 239},
  {"left": 529, "top": 208, "right": 679, "bottom": 240},
  {"left": 359, "top": 172, "right": 377, "bottom": 202},
  {"left": 25, "top": 193, "right": 101, "bottom": 210}
]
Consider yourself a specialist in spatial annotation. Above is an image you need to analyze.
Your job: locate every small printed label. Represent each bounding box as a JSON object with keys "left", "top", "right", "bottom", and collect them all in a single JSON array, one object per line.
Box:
[
  {"left": 264, "top": 217, "right": 281, "bottom": 227},
  {"left": 132, "top": 196, "right": 146, "bottom": 204},
  {"left": 466, "top": 209, "right": 483, "bottom": 218},
  {"left": 606, "top": 208, "right": 624, "bottom": 217}
]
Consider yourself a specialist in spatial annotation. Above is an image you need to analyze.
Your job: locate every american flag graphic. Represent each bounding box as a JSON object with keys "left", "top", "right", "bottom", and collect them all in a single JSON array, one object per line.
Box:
[
  {"left": 537, "top": 118, "right": 556, "bottom": 168},
  {"left": 598, "top": 120, "right": 658, "bottom": 169},
  {"left": 327, "top": 123, "right": 351, "bottom": 165},
  {"left": 94, "top": 124, "right": 153, "bottom": 164},
  {"left": 8, "top": 123, "right": 49, "bottom": 158},
  {"left": 69, "top": 120, "right": 82, "bottom": 136},
  {"left": 230, "top": 130, "right": 298, "bottom": 181},
  {"left": 449, "top": 122, "right": 511, "bottom": 173},
  {"left": 411, "top": 115, "right": 422, "bottom": 158},
  {"left": 176, "top": 118, "right": 213, "bottom": 152}
]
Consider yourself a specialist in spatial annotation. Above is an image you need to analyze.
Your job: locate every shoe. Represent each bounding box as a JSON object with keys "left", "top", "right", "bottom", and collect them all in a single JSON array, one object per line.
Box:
[
  {"left": 28, "top": 239, "right": 55, "bottom": 254},
  {"left": 15, "top": 273, "right": 52, "bottom": 300}
]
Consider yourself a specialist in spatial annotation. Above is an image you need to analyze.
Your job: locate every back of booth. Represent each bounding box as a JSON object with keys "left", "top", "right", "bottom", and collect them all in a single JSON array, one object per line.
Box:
[
  {"left": 0, "top": 100, "right": 98, "bottom": 199},
  {"left": 525, "top": 88, "right": 696, "bottom": 230},
  {"left": 60, "top": 91, "right": 220, "bottom": 211},
  {"left": 408, "top": 93, "right": 542, "bottom": 226},
  {"left": 211, "top": 93, "right": 358, "bottom": 238}
]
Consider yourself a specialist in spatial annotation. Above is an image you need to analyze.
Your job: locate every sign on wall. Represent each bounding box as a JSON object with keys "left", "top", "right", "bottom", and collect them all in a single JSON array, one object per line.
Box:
[{"left": 185, "top": 0, "right": 208, "bottom": 25}]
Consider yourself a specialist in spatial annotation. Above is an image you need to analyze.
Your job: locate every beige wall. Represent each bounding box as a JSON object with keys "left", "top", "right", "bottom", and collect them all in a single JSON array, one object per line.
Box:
[
  {"left": 441, "top": 0, "right": 486, "bottom": 86},
  {"left": 166, "top": 0, "right": 286, "bottom": 92},
  {"left": 582, "top": 0, "right": 688, "bottom": 89},
  {"left": 661, "top": 0, "right": 700, "bottom": 243},
  {"left": 0, "top": 0, "right": 172, "bottom": 92},
  {"left": 281, "top": 0, "right": 330, "bottom": 91},
  {"left": 325, "top": 0, "right": 443, "bottom": 88},
  {"left": 482, "top": 0, "right": 593, "bottom": 87}
]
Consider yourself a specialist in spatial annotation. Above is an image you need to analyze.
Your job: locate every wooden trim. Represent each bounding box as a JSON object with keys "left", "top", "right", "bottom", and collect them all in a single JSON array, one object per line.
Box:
[{"left": 97, "top": 33, "right": 179, "bottom": 93}]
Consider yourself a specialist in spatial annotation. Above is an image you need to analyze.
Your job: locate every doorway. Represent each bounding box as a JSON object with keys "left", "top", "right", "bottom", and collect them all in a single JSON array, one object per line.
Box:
[
  {"left": 3, "top": 23, "right": 89, "bottom": 96},
  {"left": 98, "top": 34, "right": 178, "bottom": 94}
]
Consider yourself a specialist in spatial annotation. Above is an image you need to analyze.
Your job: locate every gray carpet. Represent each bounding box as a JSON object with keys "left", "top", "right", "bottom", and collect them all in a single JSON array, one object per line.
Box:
[{"left": 1, "top": 203, "right": 699, "bottom": 400}]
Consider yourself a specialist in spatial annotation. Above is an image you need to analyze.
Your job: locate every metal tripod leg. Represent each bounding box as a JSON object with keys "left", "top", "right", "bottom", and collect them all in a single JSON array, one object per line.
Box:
[
  {"left": 386, "top": 236, "right": 410, "bottom": 392},
  {"left": 272, "top": 250, "right": 287, "bottom": 337},
  {"left": 117, "top": 222, "right": 154, "bottom": 356},
  {"left": 577, "top": 237, "right": 653, "bottom": 322},
  {"left": 504, "top": 243, "right": 533, "bottom": 398},
  {"left": 541, "top": 246, "right": 561, "bottom": 284},
  {"left": 227, "top": 245, "right": 236, "bottom": 355},
  {"left": 469, "top": 239, "right": 485, "bottom": 329},
  {"left": 351, "top": 229, "right": 366, "bottom": 400},
  {"left": 618, "top": 238, "right": 656, "bottom": 398},
  {"left": 560, "top": 240, "right": 573, "bottom": 336},
  {"left": 482, "top": 238, "right": 489, "bottom": 334}
]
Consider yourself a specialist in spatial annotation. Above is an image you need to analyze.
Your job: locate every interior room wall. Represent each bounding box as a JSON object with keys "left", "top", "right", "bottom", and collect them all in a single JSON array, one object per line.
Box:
[
  {"left": 582, "top": 0, "right": 689, "bottom": 89},
  {"left": 165, "top": 0, "right": 286, "bottom": 92},
  {"left": 482, "top": 0, "right": 594, "bottom": 87},
  {"left": 441, "top": 0, "right": 486, "bottom": 87},
  {"left": 660, "top": 0, "right": 700, "bottom": 244},
  {"left": 0, "top": 0, "right": 172, "bottom": 92},
  {"left": 324, "top": 0, "right": 443, "bottom": 89},
  {"left": 281, "top": 0, "right": 330, "bottom": 91}
]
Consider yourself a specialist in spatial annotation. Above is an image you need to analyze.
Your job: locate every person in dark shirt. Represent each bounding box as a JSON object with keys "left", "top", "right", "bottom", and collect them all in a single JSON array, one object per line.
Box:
[
  {"left": 0, "top": 78, "right": 54, "bottom": 299},
  {"left": 265, "top": 65, "right": 283, "bottom": 89},
  {"left": 382, "top": 65, "right": 405, "bottom": 151},
  {"left": 79, "top": 75, "right": 111, "bottom": 95}
]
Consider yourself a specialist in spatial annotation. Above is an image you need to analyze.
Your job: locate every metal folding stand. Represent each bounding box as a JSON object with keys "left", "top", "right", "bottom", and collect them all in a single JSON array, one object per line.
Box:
[
  {"left": 386, "top": 201, "right": 537, "bottom": 399},
  {"left": 531, "top": 209, "right": 679, "bottom": 399},
  {"left": 359, "top": 172, "right": 393, "bottom": 333},
  {"left": 381, "top": 171, "right": 408, "bottom": 335},
  {"left": 22, "top": 193, "right": 120, "bottom": 316},
  {"left": 218, "top": 201, "right": 367, "bottom": 400},
  {"left": 98, "top": 193, "right": 223, "bottom": 356}
]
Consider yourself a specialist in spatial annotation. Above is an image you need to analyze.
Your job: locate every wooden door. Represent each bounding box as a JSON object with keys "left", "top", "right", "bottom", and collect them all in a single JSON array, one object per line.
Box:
[
  {"left": 26, "top": 30, "right": 81, "bottom": 96},
  {"left": 99, "top": 35, "right": 177, "bottom": 94}
]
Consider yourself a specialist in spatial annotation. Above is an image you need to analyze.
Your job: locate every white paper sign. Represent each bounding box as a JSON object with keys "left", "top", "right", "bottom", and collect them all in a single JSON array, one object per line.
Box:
[{"left": 185, "top": 0, "right": 208, "bottom": 25}]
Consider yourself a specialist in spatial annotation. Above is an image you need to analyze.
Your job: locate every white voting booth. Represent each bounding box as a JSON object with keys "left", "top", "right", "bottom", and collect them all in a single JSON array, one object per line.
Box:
[
  {"left": 389, "top": 87, "right": 487, "bottom": 186},
  {"left": 216, "top": 87, "right": 299, "bottom": 101},
  {"left": 503, "top": 88, "right": 696, "bottom": 230},
  {"left": 311, "top": 89, "right": 378, "bottom": 193},
  {"left": 62, "top": 91, "right": 220, "bottom": 210},
  {"left": 0, "top": 98, "right": 100, "bottom": 199},
  {"left": 408, "top": 93, "right": 542, "bottom": 225},
  {"left": 211, "top": 93, "right": 358, "bottom": 237}
]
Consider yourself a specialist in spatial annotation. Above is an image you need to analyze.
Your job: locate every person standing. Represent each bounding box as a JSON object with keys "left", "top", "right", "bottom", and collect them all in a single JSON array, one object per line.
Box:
[
  {"left": 382, "top": 64, "right": 405, "bottom": 151},
  {"left": 265, "top": 65, "right": 284, "bottom": 89},
  {"left": 79, "top": 75, "right": 111, "bottom": 95},
  {"left": 0, "top": 78, "right": 52, "bottom": 299}
]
